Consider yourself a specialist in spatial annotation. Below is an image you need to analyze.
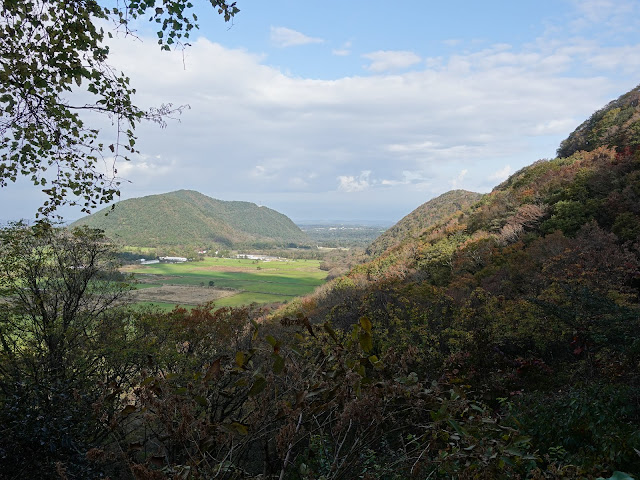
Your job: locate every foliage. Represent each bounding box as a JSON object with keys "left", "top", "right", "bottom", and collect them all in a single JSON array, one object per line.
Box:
[
  {"left": 264, "top": 84, "right": 640, "bottom": 477},
  {"left": 557, "top": 84, "right": 640, "bottom": 158},
  {"left": 366, "top": 189, "right": 483, "bottom": 258},
  {"left": 0, "top": 0, "right": 238, "bottom": 217},
  {"left": 0, "top": 222, "right": 132, "bottom": 477}
]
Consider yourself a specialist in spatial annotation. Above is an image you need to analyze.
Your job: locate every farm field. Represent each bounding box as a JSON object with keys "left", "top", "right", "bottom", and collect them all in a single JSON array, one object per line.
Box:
[{"left": 122, "top": 257, "right": 327, "bottom": 309}]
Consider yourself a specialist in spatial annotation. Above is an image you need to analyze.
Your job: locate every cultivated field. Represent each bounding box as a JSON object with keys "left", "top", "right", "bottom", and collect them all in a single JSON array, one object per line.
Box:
[{"left": 122, "top": 257, "right": 327, "bottom": 309}]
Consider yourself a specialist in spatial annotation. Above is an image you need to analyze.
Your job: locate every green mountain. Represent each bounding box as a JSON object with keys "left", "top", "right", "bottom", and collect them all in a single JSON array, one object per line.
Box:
[
  {"left": 276, "top": 84, "right": 640, "bottom": 474},
  {"left": 70, "top": 190, "right": 310, "bottom": 248},
  {"left": 366, "top": 189, "right": 483, "bottom": 258}
]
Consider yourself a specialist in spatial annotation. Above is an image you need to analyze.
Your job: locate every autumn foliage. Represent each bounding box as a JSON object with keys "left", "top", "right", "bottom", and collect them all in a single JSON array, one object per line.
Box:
[{"left": 3, "top": 86, "right": 640, "bottom": 478}]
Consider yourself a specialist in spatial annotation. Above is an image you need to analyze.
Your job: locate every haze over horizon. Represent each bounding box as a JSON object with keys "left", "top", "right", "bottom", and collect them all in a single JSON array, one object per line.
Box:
[{"left": 3, "top": 0, "right": 640, "bottom": 225}]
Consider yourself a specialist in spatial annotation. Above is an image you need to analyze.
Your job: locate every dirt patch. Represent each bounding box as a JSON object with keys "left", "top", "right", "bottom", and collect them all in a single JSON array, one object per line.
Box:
[{"left": 132, "top": 285, "right": 238, "bottom": 305}]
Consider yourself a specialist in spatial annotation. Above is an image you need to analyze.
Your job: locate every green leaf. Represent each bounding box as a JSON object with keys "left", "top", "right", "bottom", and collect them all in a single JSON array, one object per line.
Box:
[
  {"left": 359, "top": 331, "right": 373, "bottom": 353},
  {"left": 359, "top": 316, "right": 372, "bottom": 332},
  {"left": 272, "top": 354, "right": 285, "bottom": 374},
  {"left": 323, "top": 322, "right": 339, "bottom": 343},
  {"left": 194, "top": 395, "right": 208, "bottom": 407},
  {"left": 248, "top": 375, "right": 267, "bottom": 396},
  {"left": 448, "top": 419, "right": 468, "bottom": 437},
  {"left": 229, "top": 421, "right": 248, "bottom": 436},
  {"left": 235, "top": 351, "right": 245, "bottom": 368}
]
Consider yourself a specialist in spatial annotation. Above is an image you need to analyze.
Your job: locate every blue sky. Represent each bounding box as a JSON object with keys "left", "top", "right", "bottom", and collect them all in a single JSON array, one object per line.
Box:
[{"left": 3, "top": 0, "right": 640, "bottom": 224}]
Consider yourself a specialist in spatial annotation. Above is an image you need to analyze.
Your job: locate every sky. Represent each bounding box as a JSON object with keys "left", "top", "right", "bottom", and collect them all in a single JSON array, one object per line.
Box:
[{"left": 3, "top": 0, "right": 640, "bottom": 224}]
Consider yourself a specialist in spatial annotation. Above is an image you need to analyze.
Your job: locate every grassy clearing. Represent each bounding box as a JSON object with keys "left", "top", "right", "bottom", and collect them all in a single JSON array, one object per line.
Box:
[{"left": 122, "top": 257, "right": 326, "bottom": 308}]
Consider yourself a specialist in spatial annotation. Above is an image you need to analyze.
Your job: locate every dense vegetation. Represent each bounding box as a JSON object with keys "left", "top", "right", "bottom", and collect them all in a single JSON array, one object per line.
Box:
[
  {"left": 275, "top": 85, "right": 640, "bottom": 477},
  {"left": 71, "top": 190, "right": 311, "bottom": 249},
  {"left": 557, "top": 86, "right": 640, "bottom": 158},
  {"left": 366, "top": 190, "right": 484, "bottom": 258},
  {"left": 2, "top": 85, "right": 640, "bottom": 479}
]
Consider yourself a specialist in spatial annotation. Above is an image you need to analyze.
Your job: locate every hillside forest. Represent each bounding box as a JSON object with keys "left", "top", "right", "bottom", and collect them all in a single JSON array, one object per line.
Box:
[{"left": 1, "top": 85, "right": 640, "bottom": 479}]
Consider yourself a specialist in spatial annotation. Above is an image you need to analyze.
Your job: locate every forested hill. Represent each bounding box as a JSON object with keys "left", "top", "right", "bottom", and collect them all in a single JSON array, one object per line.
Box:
[
  {"left": 70, "top": 190, "right": 310, "bottom": 248},
  {"left": 557, "top": 83, "right": 640, "bottom": 158},
  {"left": 275, "top": 84, "right": 640, "bottom": 474},
  {"left": 366, "top": 189, "right": 483, "bottom": 258}
]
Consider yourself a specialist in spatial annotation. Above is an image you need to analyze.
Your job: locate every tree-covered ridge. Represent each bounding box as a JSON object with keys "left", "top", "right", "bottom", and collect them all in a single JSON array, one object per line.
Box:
[
  {"left": 366, "top": 189, "right": 483, "bottom": 258},
  {"left": 272, "top": 88, "right": 640, "bottom": 475},
  {"left": 557, "top": 83, "right": 640, "bottom": 158},
  {"left": 70, "top": 189, "right": 311, "bottom": 249}
]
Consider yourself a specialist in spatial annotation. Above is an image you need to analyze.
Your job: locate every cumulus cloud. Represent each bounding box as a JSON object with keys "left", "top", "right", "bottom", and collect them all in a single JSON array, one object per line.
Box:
[
  {"left": 337, "top": 171, "right": 372, "bottom": 192},
  {"left": 7, "top": 4, "right": 638, "bottom": 224},
  {"left": 270, "top": 26, "right": 323, "bottom": 47},
  {"left": 362, "top": 50, "right": 422, "bottom": 72},
  {"left": 488, "top": 165, "right": 513, "bottom": 182},
  {"left": 84, "top": 34, "right": 620, "bottom": 221}
]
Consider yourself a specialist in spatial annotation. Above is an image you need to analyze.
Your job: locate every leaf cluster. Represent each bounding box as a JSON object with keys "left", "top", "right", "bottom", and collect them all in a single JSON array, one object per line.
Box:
[{"left": 0, "top": 1, "right": 238, "bottom": 217}]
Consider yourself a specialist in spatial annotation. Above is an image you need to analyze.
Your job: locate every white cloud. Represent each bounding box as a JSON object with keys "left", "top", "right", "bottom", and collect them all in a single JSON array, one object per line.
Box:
[
  {"left": 270, "top": 26, "right": 323, "bottom": 47},
  {"left": 451, "top": 169, "right": 468, "bottom": 189},
  {"left": 488, "top": 165, "right": 513, "bottom": 182},
  {"left": 362, "top": 50, "right": 422, "bottom": 72},
  {"left": 332, "top": 41, "right": 352, "bottom": 56},
  {"left": 532, "top": 118, "right": 576, "bottom": 135},
  {"left": 563, "top": 0, "right": 640, "bottom": 38},
  {"left": 443, "top": 39, "right": 462, "bottom": 47},
  {"left": 116, "top": 155, "right": 175, "bottom": 179},
  {"left": 337, "top": 171, "right": 371, "bottom": 192},
  {"left": 6, "top": 3, "right": 639, "bottom": 224},
  {"left": 90, "top": 35, "right": 618, "bottom": 221},
  {"left": 387, "top": 141, "right": 439, "bottom": 153}
]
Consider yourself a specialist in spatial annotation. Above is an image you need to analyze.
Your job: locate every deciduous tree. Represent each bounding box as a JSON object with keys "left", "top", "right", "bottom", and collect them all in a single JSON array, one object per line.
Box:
[{"left": 0, "top": 222, "right": 132, "bottom": 477}]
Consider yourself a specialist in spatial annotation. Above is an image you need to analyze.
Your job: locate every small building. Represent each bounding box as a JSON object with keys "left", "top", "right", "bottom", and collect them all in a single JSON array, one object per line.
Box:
[
  {"left": 159, "top": 256, "right": 188, "bottom": 263},
  {"left": 139, "top": 259, "right": 160, "bottom": 265}
]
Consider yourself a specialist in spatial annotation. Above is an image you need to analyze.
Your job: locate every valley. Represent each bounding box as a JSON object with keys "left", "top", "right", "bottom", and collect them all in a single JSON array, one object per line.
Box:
[
  {"left": 4, "top": 2, "right": 640, "bottom": 478},
  {"left": 122, "top": 256, "right": 328, "bottom": 308}
]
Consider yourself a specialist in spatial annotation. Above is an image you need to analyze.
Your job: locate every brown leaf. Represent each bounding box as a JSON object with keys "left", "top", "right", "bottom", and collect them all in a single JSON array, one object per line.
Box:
[{"left": 204, "top": 357, "right": 221, "bottom": 381}]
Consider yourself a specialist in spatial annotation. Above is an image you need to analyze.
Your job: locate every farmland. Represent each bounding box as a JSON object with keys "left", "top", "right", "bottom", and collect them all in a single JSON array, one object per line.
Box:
[{"left": 121, "top": 257, "right": 327, "bottom": 309}]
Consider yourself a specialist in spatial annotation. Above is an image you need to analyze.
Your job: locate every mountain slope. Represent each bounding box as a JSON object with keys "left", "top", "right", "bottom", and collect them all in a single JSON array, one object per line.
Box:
[
  {"left": 366, "top": 189, "right": 483, "bottom": 258},
  {"left": 275, "top": 85, "right": 640, "bottom": 474},
  {"left": 557, "top": 83, "right": 640, "bottom": 158},
  {"left": 70, "top": 190, "right": 310, "bottom": 248}
]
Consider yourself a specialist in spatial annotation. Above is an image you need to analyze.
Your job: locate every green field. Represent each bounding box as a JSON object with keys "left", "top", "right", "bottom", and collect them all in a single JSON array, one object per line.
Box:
[{"left": 123, "top": 257, "right": 327, "bottom": 309}]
